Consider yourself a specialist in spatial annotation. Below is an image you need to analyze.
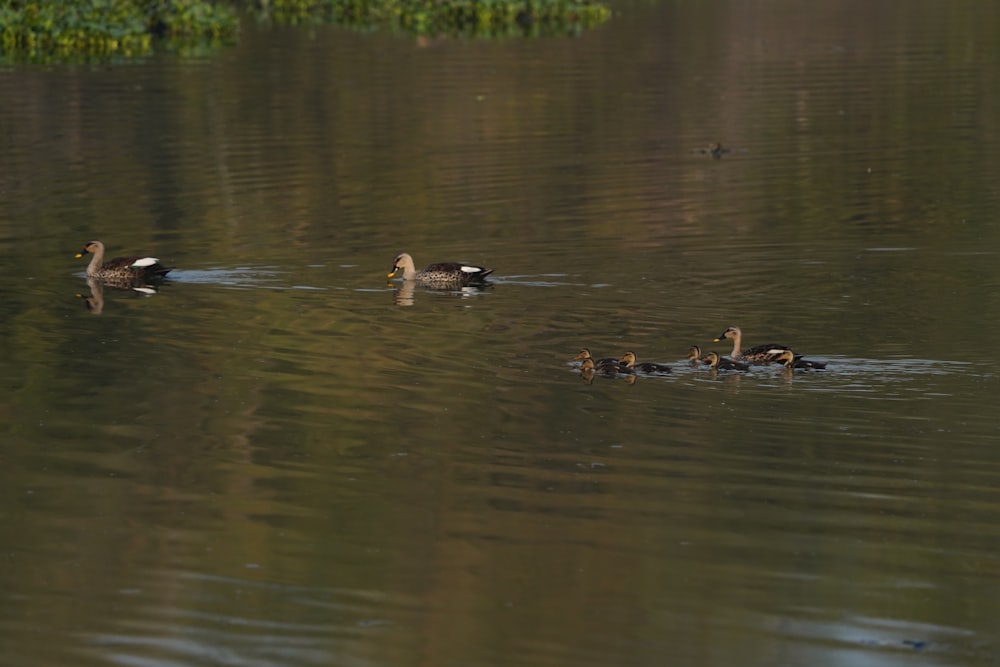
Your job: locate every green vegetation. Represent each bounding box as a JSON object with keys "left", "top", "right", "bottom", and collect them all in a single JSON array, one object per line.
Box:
[
  {"left": 0, "top": 0, "right": 610, "bottom": 60},
  {"left": 251, "top": 0, "right": 611, "bottom": 36},
  {"left": 0, "top": 0, "right": 238, "bottom": 59}
]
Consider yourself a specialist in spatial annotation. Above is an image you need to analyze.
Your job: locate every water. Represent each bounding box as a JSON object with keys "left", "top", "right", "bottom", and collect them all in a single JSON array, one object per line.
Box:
[{"left": 2, "top": 1, "right": 1000, "bottom": 666}]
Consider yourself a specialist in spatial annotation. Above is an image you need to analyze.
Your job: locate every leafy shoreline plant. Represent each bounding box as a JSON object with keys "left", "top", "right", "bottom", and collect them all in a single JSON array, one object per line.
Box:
[
  {"left": 0, "top": 0, "right": 609, "bottom": 60},
  {"left": 250, "top": 0, "right": 611, "bottom": 36},
  {"left": 0, "top": 0, "right": 239, "bottom": 59}
]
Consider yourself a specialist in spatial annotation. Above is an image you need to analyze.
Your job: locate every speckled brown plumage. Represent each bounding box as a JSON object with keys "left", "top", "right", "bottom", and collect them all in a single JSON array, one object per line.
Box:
[
  {"left": 713, "top": 326, "right": 792, "bottom": 363},
  {"left": 388, "top": 252, "right": 493, "bottom": 287},
  {"left": 76, "top": 241, "right": 171, "bottom": 281}
]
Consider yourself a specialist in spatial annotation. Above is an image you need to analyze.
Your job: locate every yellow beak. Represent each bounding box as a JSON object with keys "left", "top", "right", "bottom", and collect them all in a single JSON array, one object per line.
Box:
[{"left": 75, "top": 253, "right": 84, "bottom": 258}]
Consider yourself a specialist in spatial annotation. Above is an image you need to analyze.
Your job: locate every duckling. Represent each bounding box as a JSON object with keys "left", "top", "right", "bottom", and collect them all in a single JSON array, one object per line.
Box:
[
  {"left": 579, "top": 358, "right": 597, "bottom": 384},
  {"left": 773, "top": 349, "right": 827, "bottom": 370},
  {"left": 713, "top": 326, "right": 793, "bottom": 363},
  {"left": 75, "top": 241, "right": 171, "bottom": 281},
  {"left": 388, "top": 252, "right": 493, "bottom": 287},
  {"left": 619, "top": 351, "right": 671, "bottom": 374},
  {"left": 686, "top": 346, "right": 703, "bottom": 364},
  {"left": 574, "top": 348, "right": 620, "bottom": 368},
  {"left": 700, "top": 351, "right": 750, "bottom": 372},
  {"left": 578, "top": 357, "right": 627, "bottom": 377}
]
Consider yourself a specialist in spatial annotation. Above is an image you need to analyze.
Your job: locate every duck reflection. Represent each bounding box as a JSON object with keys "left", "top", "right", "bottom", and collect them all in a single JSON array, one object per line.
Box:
[
  {"left": 392, "top": 279, "right": 415, "bottom": 306},
  {"left": 391, "top": 280, "right": 491, "bottom": 306},
  {"left": 75, "top": 275, "right": 162, "bottom": 315},
  {"left": 76, "top": 277, "right": 106, "bottom": 315}
]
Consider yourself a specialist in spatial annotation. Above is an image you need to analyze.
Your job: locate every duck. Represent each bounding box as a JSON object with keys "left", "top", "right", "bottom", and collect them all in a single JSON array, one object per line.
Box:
[
  {"left": 575, "top": 349, "right": 632, "bottom": 375},
  {"left": 75, "top": 241, "right": 171, "bottom": 281},
  {"left": 695, "top": 142, "right": 732, "bottom": 159},
  {"left": 713, "top": 326, "right": 793, "bottom": 363},
  {"left": 388, "top": 252, "right": 493, "bottom": 287},
  {"left": 580, "top": 358, "right": 615, "bottom": 375},
  {"left": 619, "top": 351, "right": 671, "bottom": 374},
  {"left": 686, "top": 346, "right": 703, "bottom": 363},
  {"left": 700, "top": 351, "right": 750, "bottom": 371},
  {"left": 574, "top": 348, "right": 621, "bottom": 368},
  {"left": 773, "top": 349, "right": 827, "bottom": 370},
  {"left": 579, "top": 358, "right": 635, "bottom": 382}
]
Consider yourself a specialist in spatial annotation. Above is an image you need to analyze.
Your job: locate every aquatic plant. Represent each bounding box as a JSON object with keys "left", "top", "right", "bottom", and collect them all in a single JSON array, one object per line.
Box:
[
  {"left": 0, "top": 0, "right": 238, "bottom": 60},
  {"left": 0, "top": 0, "right": 609, "bottom": 60},
  {"left": 249, "top": 0, "right": 611, "bottom": 36}
]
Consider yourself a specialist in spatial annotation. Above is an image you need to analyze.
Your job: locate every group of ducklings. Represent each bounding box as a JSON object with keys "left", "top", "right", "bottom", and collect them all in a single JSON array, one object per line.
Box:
[
  {"left": 575, "top": 348, "right": 673, "bottom": 378},
  {"left": 576, "top": 325, "right": 826, "bottom": 383}
]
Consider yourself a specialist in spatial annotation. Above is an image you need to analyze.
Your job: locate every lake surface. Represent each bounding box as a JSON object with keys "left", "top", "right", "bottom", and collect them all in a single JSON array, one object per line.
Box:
[{"left": 2, "top": 1, "right": 1000, "bottom": 666}]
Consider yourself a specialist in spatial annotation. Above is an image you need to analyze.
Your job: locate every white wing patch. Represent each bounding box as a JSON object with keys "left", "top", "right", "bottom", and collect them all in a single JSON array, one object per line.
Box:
[
  {"left": 460, "top": 265, "right": 481, "bottom": 273},
  {"left": 130, "top": 257, "right": 160, "bottom": 268}
]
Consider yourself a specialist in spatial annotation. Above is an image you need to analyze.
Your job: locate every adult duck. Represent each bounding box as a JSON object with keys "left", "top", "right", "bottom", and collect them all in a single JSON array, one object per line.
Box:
[
  {"left": 388, "top": 252, "right": 493, "bottom": 287},
  {"left": 713, "top": 326, "right": 793, "bottom": 363},
  {"left": 75, "top": 241, "right": 171, "bottom": 281}
]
